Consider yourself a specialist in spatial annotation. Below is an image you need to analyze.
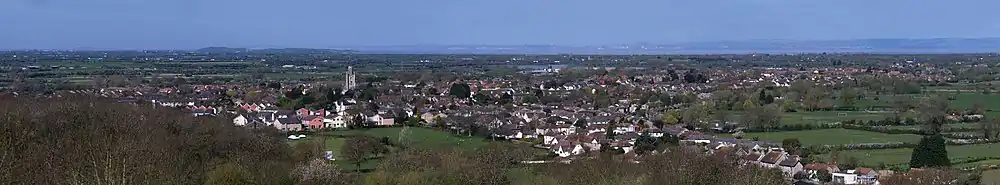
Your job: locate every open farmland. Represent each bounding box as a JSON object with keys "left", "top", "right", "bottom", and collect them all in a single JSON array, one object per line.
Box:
[
  {"left": 778, "top": 111, "right": 890, "bottom": 125},
  {"left": 819, "top": 143, "right": 1000, "bottom": 168},
  {"left": 737, "top": 129, "right": 921, "bottom": 146},
  {"left": 982, "top": 169, "right": 1000, "bottom": 185},
  {"left": 728, "top": 111, "right": 892, "bottom": 125}
]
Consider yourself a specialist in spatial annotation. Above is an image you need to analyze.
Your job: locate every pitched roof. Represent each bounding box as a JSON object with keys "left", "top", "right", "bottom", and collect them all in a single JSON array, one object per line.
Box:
[
  {"left": 743, "top": 152, "right": 763, "bottom": 161},
  {"left": 760, "top": 151, "right": 783, "bottom": 164},
  {"left": 778, "top": 155, "right": 800, "bottom": 167},
  {"left": 301, "top": 115, "right": 321, "bottom": 121},
  {"left": 804, "top": 163, "right": 837, "bottom": 172},
  {"left": 277, "top": 117, "right": 301, "bottom": 125},
  {"left": 855, "top": 167, "right": 874, "bottom": 175}
]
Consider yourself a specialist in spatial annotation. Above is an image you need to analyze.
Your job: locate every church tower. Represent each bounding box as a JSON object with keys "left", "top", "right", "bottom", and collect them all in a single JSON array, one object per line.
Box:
[{"left": 345, "top": 66, "right": 357, "bottom": 90}]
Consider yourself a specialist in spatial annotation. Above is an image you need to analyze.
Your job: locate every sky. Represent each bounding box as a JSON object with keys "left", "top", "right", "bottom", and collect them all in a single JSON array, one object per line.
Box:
[{"left": 2, "top": 0, "right": 1000, "bottom": 49}]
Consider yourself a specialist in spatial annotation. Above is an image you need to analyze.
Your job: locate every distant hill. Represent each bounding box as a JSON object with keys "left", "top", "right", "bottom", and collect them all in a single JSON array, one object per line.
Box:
[
  {"left": 347, "top": 38, "right": 1000, "bottom": 54},
  {"left": 195, "top": 47, "right": 355, "bottom": 54},
  {"left": 196, "top": 47, "right": 249, "bottom": 53}
]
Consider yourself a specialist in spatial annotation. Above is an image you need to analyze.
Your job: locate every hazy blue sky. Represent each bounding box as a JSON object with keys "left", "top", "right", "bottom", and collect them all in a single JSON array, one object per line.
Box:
[{"left": 2, "top": 0, "right": 999, "bottom": 49}]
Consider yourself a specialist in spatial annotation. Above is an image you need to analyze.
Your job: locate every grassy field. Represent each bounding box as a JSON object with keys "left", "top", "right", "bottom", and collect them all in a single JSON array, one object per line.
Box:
[
  {"left": 728, "top": 111, "right": 891, "bottom": 125},
  {"left": 886, "top": 123, "right": 981, "bottom": 130},
  {"left": 819, "top": 143, "right": 1000, "bottom": 167},
  {"left": 287, "top": 127, "right": 491, "bottom": 171},
  {"left": 982, "top": 169, "right": 1000, "bottom": 185},
  {"left": 779, "top": 111, "right": 890, "bottom": 125},
  {"left": 855, "top": 93, "right": 1000, "bottom": 110},
  {"left": 731, "top": 129, "right": 921, "bottom": 146}
]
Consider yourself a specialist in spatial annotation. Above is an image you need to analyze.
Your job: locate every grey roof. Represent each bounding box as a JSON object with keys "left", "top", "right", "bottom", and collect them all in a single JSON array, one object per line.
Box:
[
  {"left": 277, "top": 117, "right": 301, "bottom": 125},
  {"left": 779, "top": 155, "right": 800, "bottom": 167},
  {"left": 275, "top": 110, "right": 296, "bottom": 116}
]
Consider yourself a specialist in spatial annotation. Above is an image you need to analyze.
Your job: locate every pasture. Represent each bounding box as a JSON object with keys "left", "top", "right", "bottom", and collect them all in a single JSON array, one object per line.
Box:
[
  {"left": 739, "top": 129, "right": 921, "bottom": 146},
  {"left": 981, "top": 169, "right": 1000, "bottom": 185},
  {"left": 818, "top": 143, "right": 1000, "bottom": 168},
  {"left": 287, "top": 127, "right": 491, "bottom": 171}
]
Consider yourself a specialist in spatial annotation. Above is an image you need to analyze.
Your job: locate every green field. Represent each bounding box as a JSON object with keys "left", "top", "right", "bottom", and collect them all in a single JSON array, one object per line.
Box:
[
  {"left": 732, "top": 129, "right": 921, "bottom": 146},
  {"left": 856, "top": 93, "right": 1000, "bottom": 112},
  {"left": 819, "top": 143, "right": 1000, "bottom": 167},
  {"left": 287, "top": 127, "right": 490, "bottom": 171},
  {"left": 983, "top": 169, "right": 1000, "bottom": 185},
  {"left": 779, "top": 111, "right": 890, "bottom": 125},
  {"left": 727, "top": 111, "right": 891, "bottom": 125},
  {"left": 887, "top": 123, "right": 981, "bottom": 130}
]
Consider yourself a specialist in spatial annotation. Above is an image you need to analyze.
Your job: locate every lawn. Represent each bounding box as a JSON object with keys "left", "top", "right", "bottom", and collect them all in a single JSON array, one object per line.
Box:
[
  {"left": 734, "top": 129, "right": 921, "bottom": 146},
  {"left": 728, "top": 111, "right": 892, "bottom": 125},
  {"left": 886, "top": 123, "right": 981, "bottom": 130},
  {"left": 286, "top": 127, "right": 492, "bottom": 171},
  {"left": 818, "top": 143, "right": 1000, "bottom": 167},
  {"left": 982, "top": 169, "right": 1000, "bottom": 185},
  {"left": 779, "top": 111, "right": 890, "bottom": 125}
]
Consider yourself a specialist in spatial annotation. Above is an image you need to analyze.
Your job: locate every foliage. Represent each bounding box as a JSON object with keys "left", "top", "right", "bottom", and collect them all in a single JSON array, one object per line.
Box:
[
  {"left": 204, "top": 162, "right": 257, "bottom": 185},
  {"left": 292, "top": 159, "right": 350, "bottom": 185},
  {"left": 661, "top": 110, "right": 680, "bottom": 125},
  {"left": 634, "top": 132, "right": 658, "bottom": 155},
  {"left": 910, "top": 134, "right": 951, "bottom": 168},
  {"left": 341, "top": 136, "right": 387, "bottom": 172},
  {"left": 742, "top": 104, "right": 782, "bottom": 130},
  {"left": 0, "top": 96, "right": 296, "bottom": 185},
  {"left": 363, "top": 143, "right": 785, "bottom": 185},
  {"left": 448, "top": 83, "right": 471, "bottom": 98},
  {"left": 815, "top": 169, "right": 833, "bottom": 182},
  {"left": 781, "top": 138, "right": 802, "bottom": 155},
  {"left": 983, "top": 117, "right": 1000, "bottom": 140},
  {"left": 881, "top": 168, "right": 960, "bottom": 185}
]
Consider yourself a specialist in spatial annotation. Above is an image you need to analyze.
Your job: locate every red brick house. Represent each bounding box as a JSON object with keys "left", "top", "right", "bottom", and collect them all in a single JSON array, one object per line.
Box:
[{"left": 302, "top": 116, "right": 325, "bottom": 129}]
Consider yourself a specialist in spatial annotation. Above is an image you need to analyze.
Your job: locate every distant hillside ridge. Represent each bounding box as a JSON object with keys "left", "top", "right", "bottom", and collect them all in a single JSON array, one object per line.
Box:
[{"left": 344, "top": 38, "right": 1000, "bottom": 54}]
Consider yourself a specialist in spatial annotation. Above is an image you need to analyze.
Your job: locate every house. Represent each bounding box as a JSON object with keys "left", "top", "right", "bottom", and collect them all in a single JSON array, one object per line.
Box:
[
  {"left": 646, "top": 128, "right": 664, "bottom": 138},
  {"left": 543, "top": 135, "right": 562, "bottom": 146},
  {"left": 377, "top": 117, "right": 395, "bottom": 126},
  {"left": 854, "top": 168, "right": 879, "bottom": 184},
  {"left": 611, "top": 141, "right": 634, "bottom": 153},
  {"left": 804, "top": 163, "right": 840, "bottom": 178},
  {"left": 297, "top": 108, "right": 311, "bottom": 116},
  {"left": 618, "top": 132, "right": 640, "bottom": 143},
  {"left": 274, "top": 110, "right": 296, "bottom": 120},
  {"left": 365, "top": 112, "right": 382, "bottom": 124},
  {"left": 612, "top": 124, "right": 635, "bottom": 134},
  {"left": 742, "top": 152, "right": 763, "bottom": 165},
  {"left": 274, "top": 117, "right": 303, "bottom": 131},
  {"left": 246, "top": 118, "right": 267, "bottom": 129},
  {"left": 589, "top": 116, "right": 612, "bottom": 126},
  {"left": 777, "top": 155, "right": 804, "bottom": 177},
  {"left": 190, "top": 106, "right": 217, "bottom": 117},
  {"left": 758, "top": 151, "right": 784, "bottom": 168},
  {"left": 302, "top": 116, "right": 325, "bottom": 129},
  {"left": 586, "top": 124, "right": 606, "bottom": 134},
  {"left": 325, "top": 115, "right": 347, "bottom": 129},
  {"left": 552, "top": 143, "right": 586, "bottom": 157},
  {"left": 831, "top": 172, "right": 859, "bottom": 184},
  {"left": 233, "top": 114, "right": 249, "bottom": 126}
]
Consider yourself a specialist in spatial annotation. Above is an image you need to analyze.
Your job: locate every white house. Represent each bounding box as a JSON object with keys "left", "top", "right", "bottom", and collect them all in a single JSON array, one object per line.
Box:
[
  {"left": 832, "top": 172, "right": 859, "bottom": 185},
  {"left": 324, "top": 115, "right": 347, "bottom": 129},
  {"left": 233, "top": 115, "right": 248, "bottom": 126},
  {"left": 552, "top": 143, "right": 585, "bottom": 157},
  {"left": 612, "top": 125, "right": 635, "bottom": 134}
]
